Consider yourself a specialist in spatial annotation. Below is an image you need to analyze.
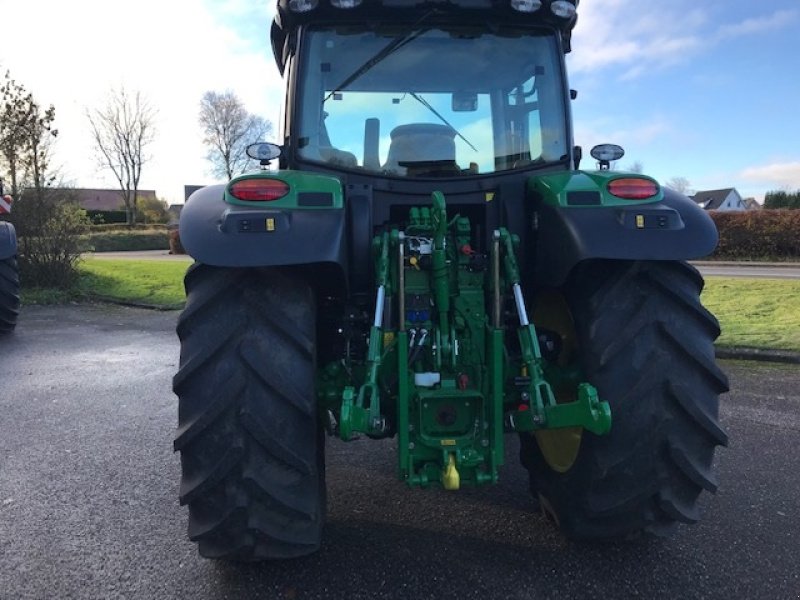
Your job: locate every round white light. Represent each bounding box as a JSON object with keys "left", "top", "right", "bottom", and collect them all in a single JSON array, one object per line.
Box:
[
  {"left": 550, "top": 0, "right": 576, "bottom": 18},
  {"left": 289, "top": 0, "right": 318, "bottom": 12},
  {"left": 590, "top": 144, "right": 625, "bottom": 162},
  {"left": 510, "top": 0, "right": 543, "bottom": 12},
  {"left": 331, "top": 0, "right": 362, "bottom": 7},
  {"left": 246, "top": 142, "right": 282, "bottom": 161}
]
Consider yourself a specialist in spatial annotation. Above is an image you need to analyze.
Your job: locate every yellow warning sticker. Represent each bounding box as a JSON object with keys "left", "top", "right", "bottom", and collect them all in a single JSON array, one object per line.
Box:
[
  {"left": 440, "top": 439, "right": 457, "bottom": 446},
  {"left": 636, "top": 215, "right": 645, "bottom": 229},
  {"left": 485, "top": 192, "right": 495, "bottom": 203},
  {"left": 266, "top": 218, "right": 275, "bottom": 232}
]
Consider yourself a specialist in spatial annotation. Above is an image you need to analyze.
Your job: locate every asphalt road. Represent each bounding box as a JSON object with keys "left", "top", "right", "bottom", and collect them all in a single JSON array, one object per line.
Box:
[
  {"left": 1, "top": 305, "right": 799, "bottom": 600},
  {"left": 694, "top": 263, "right": 800, "bottom": 279}
]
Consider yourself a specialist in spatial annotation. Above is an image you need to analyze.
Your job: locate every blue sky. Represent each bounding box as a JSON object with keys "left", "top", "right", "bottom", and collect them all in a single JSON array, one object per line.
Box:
[
  {"left": 568, "top": 0, "right": 800, "bottom": 199},
  {"left": 0, "top": 0, "right": 798, "bottom": 203}
]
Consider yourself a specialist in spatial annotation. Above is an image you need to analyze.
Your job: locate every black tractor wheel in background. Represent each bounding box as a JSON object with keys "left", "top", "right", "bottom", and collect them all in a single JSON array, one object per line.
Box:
[
  {"left": 0, "top": 256, "right": 20, "bottom": 334},
  {"left": 521, "top": 260, "right": 729, "bottom": 539},
  {"left": 173, "top": 264, "right": 325, "bottom": 560}
]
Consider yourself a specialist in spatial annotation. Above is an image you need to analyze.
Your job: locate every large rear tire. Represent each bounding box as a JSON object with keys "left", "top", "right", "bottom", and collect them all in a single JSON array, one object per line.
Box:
[
  {"left": 173, "top": 264, "right": 325, "bottom": 560},
  {"left": 521, "top": 260, "right": 729, "bottom": 539},
  {"left": 0, "top": 256, "right": 20, "bottom": 334}
]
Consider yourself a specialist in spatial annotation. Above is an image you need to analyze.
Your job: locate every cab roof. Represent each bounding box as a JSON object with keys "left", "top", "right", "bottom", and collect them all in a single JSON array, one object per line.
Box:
[{"left": 270, "top": 0, "right": 578, "bottom": 74}]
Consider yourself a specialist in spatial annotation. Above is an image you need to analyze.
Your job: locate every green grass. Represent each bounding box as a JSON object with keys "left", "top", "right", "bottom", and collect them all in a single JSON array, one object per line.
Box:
[
  {"left": 21, "top": 259, "right": 800, "bottom": 352},
  {"left": 702, "top": 277, "right": 800, "bottom": 351},
  {"left": 76, "top": 258, "right": 189, "bottom": 309}
]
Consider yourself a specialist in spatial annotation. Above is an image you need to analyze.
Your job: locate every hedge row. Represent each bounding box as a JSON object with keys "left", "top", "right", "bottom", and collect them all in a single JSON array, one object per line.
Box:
[
  {"left": 90, "top": 223, "right": 168, "bottom": 232},
  {"left": 710, "top": 209, "right": 800, "bottom": 260},
  {"left": 77, "top": 209, "right": 797, "bottom": 258},
  {"left": 82, "top": 230, "right": 170, "bottom": 252}
]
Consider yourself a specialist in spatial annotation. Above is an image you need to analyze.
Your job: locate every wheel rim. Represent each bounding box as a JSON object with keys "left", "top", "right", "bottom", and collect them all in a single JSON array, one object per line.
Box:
[{"left": 531, "top": 290, "right": 584, "bottom": 473}]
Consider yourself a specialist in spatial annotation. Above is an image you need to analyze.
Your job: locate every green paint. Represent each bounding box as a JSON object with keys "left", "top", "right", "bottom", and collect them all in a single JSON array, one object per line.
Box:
[
  {"left": 224, "top": 170, "right": 344, "bottom": 209},
  {"left": 319, "top": 191, "right": 611, "bottom": 489},
  {"left": 529, "top": 170, "right": 663, "bottom": 208}
]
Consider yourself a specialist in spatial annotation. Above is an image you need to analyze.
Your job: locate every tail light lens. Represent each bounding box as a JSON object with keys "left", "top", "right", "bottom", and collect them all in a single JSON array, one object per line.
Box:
[
  {"left": 229, "top": 178, "right": 290, "bottom": 202},
  {"left": 608, "top": 178, "right": 659, "bottom": 200}
]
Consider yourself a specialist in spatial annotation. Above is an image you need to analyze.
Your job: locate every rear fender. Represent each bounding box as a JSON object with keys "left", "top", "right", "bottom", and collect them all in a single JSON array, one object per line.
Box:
[
  {"left": 529, "top": 171, "right": 718, "bottom": 286},
  {"left": 0, "top": 221, "right": 17, "bottom": 260},
  {"left": 179, "top": 174, "right": 348, "bottom": 293}
]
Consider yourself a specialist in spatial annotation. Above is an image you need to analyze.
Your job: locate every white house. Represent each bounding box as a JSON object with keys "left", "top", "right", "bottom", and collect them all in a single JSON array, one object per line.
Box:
[{"left": 691, "top": 188, "right": 748, "bottom": 211}]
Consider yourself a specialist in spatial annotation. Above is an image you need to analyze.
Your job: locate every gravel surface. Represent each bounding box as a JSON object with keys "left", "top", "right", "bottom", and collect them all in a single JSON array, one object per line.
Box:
[{"left": 1, "top": 305, "right": 798, "bottom": 599}]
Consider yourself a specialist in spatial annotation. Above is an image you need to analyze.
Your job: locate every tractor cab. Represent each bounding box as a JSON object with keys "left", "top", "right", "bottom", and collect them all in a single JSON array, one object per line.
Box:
[{"left": 272, "top": 0, "right": 579, "bottom": 182}]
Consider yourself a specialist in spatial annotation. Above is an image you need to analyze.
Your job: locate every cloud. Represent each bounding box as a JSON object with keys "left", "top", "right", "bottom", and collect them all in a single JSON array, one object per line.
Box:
[
  {"left": 574, "top": 116, "right": 672, "bottom": 155},
  {"left": 716, "top": 9, "right": 799, "bottom": 40},
  {"left": 739, "top": 161, "right": 800, "bottom": 189},
  {"left": 570, "top": 3, "right": 798, "bottom": 79},
  {"left": 0, "top": 0, "right": 284, "bottom": 203}
]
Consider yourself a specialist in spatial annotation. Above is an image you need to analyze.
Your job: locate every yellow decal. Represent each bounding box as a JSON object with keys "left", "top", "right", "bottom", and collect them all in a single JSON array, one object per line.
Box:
[
  {"left": 383, "top": 332, "right": 395, "bottom": 348},
  {"left": 440, "top": 439, "right": 457, "bottom": 446},
  {"left": 485, "top": 192, "right": 495, "bottom": 203},
  {"left": 266, "top": 218, "right": 275, "bottom": 232},
  {"left": 636, "top": 215, "right": 645, "bottom": 229}
]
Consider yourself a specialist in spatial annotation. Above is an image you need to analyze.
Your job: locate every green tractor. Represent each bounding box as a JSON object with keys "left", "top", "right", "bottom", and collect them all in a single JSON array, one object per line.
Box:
[{"left": 174, "top": 0, "right": 728, "bottom": 560}]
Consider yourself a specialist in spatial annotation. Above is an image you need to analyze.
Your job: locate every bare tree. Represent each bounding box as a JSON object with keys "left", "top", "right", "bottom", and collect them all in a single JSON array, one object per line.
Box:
[
  {"left": 626, "top": 161, "right": 644, "bottom": 174},
  {"left": 1, "top": 70, "right": 58, "bottom": 197},
  {"left": 199, "top": 90, "right": 271, "bottom": 180},
  {"left": 665, "top": 176, "right": 693, "bottom": 196},
  {"left": 87, "top": 88, "right": 156, "bottom": 226}
]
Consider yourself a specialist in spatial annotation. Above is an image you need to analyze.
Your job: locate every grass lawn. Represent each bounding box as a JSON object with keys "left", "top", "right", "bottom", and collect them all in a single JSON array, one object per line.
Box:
[
  {"left": 76, "top": 258, "right": 189, "bottom": 309},
  {"left": 701, "top": 276, "right": 800, "bottom": 352},
  {"left": 21, "top": 259, "right": 800, "bottom": 352}
]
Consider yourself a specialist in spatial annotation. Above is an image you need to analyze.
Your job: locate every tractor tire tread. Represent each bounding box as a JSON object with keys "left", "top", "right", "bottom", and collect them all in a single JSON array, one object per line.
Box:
[
  {"left": 174, "top": 264, "right": 324, "bottom": 561},
  {"left": 521, "top": 260, "right": 728, "bottom": 540},
  {"left": 0, "top": 256, "right": 20, "bottom": 334}
]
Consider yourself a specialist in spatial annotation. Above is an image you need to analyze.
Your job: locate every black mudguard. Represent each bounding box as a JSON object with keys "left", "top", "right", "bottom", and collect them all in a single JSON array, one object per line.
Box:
[
  {"left": 533, "top": 188, "right": 718, "bottom": 287},
  {"left": 179, "top": 184, "right": 348, "bottom": 284},
  {"left": 0, "top": 222, "right": 17, "bottom": 261}
]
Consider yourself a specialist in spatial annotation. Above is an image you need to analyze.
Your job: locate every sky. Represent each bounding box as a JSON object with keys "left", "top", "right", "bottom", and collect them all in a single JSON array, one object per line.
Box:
[{"left": 1, "top": 0, "right": 798, "bottom": 204}]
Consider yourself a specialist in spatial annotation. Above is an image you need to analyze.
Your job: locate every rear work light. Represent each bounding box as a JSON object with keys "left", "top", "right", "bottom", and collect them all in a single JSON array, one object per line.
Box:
[
  {"left": 550, "top": 0, "right": 577, "bottom": 18},
  {"left": 288, "top": 0, "right": 317, "bottom": 12},
  {"left": 608, "top": 178, "right": 659, "bottom": 200},
  {"left": 229, "top": 178, "right": 290, "bottom": 202},
  {"left": 510, "top": 0, "right": 542, "bottom": 12}
]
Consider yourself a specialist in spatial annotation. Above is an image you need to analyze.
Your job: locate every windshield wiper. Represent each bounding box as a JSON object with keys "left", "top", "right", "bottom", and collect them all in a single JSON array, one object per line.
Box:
[
  {"left": 324, "top": 13, "right": 433, "bottom": 102},
  {"left": 409, "top": 92, "right": 477, "bottom": 153}
]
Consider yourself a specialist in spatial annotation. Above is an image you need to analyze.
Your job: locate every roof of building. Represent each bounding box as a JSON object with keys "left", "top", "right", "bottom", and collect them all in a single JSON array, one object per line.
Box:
[
  {"left": 54, "top": 188, "right": 158, "bottom": 211},
  {"left": 691, "top": 188, "right": 736, "bottom": 210},
  {"left": 743, "top": 197, "right": 761, "bottom": 210}
]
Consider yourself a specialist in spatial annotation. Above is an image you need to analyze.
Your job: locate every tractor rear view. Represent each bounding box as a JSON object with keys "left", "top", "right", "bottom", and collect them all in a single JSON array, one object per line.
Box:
[{"left": 174, "top": 0, "right": 728, "bottom": 560}]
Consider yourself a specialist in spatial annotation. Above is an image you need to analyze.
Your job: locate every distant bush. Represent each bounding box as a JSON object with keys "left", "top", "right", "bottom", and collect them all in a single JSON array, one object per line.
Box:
[
  {"left": 710, "top": 210, "right": 800, "bottom": 260},
  {"left": 82, "top": 229, "right": 169, "bottom": 252},
  {"left": 10, "top": 189, "right": 90, "bottom": 288},
  {"left": 90, "top": 223, "right": 167, "bottom": 232},
  {"left": 87, "top": 210, "right": 128, "bottom": 224},
  {"left": 763, "top": 190, "right": 800, "bottom": 209}
]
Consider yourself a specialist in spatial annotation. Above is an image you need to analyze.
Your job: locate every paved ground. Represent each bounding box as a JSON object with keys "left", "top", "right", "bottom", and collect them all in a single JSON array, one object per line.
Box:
[
  {"left": 693, "top": 262, "right": 800, "bottom": 279},
  {"left": 1, "top": 305, "right": 799, "bottom": 599}
]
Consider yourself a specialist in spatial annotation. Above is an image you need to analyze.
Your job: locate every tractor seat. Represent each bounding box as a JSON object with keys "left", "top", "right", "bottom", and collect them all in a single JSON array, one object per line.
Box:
[{"left": 383, "top": 124, "right": 459, "bottom": 176}]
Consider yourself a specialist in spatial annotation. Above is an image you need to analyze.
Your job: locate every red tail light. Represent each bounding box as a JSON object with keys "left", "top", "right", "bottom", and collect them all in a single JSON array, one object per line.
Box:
[
  {"left": 230, "top": 178, "right": 289, "bottom": 202},
  {"left": 608, "top": 178, "right": 659, "bottom": 200}
]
